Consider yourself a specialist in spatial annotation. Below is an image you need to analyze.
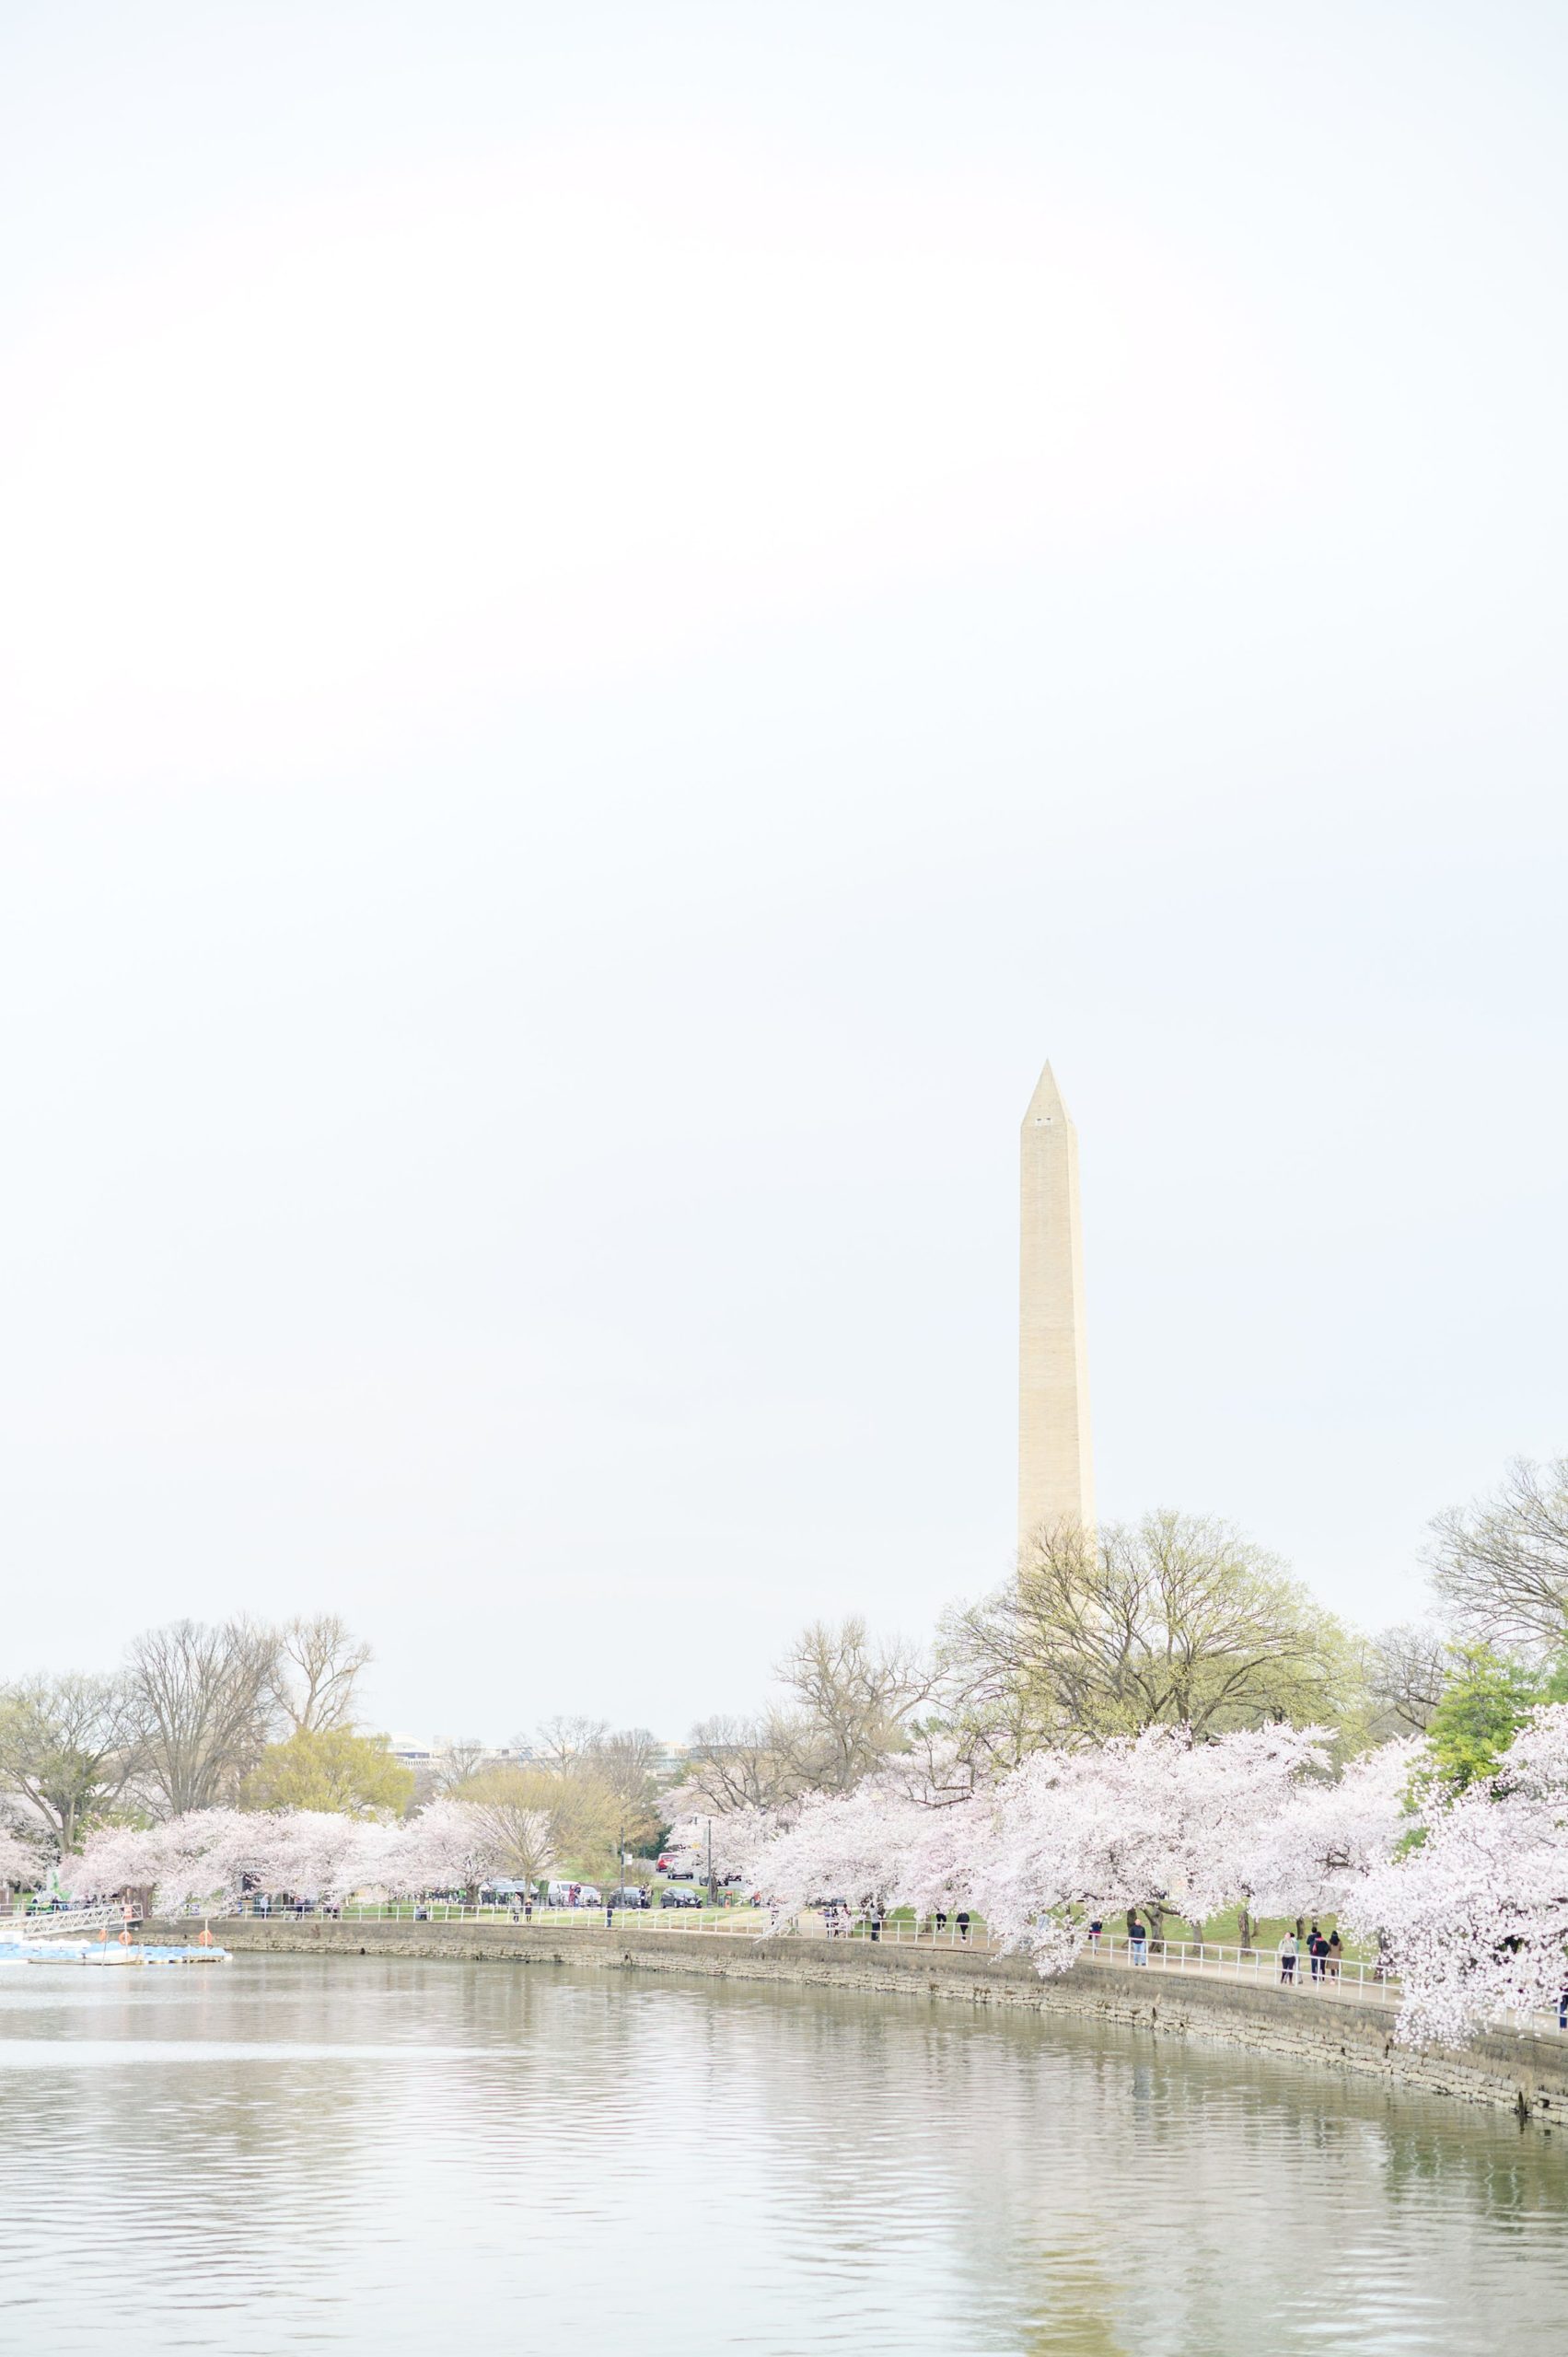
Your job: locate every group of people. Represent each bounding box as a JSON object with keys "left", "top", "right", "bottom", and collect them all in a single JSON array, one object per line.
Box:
[
  {"left": 1087, "top": 1915, "right": 1152, "bottom": 1961},
  {"left": 1080, "top": 1912, "right": 1350, "bottom": 1982},
  {"left": 238, "top": 1893, "right": 342, "bottom": 1920},
  {"left": 1277, "top": 1923, "right": 1343, "bottom": 1983},
  {"left": 814, "top": 1904, "right": 973, "bottom": 1942}
]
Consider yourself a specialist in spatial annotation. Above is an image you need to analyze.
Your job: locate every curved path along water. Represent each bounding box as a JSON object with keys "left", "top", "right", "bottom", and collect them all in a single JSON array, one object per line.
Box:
[{"left": 3, "top": 1954, "right": 1564, "bottom": 2354}]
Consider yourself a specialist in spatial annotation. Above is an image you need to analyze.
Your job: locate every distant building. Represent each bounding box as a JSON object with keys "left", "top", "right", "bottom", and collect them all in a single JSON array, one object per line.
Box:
[{"left": 388, "top": 1737, "right": 534, "bottom": 1774}]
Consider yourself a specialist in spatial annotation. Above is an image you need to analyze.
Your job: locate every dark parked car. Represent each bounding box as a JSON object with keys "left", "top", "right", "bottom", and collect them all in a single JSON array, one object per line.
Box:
[
  {"left": 605, "top": 1887, "right": 650, "bottom": 1909},
  {"left": 659, "top": 1887, "right": 703, "bottom": 1909}
]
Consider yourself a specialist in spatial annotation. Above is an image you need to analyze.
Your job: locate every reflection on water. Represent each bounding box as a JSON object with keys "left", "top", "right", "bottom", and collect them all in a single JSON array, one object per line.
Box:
[{"left": 1, "top": 1956, "right": 1563, "bottom": 2354}]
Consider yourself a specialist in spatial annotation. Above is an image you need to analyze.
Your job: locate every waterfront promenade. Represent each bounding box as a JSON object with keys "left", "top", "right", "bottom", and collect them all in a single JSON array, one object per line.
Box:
[
  {"left": 157, "top": 1909, "right": 1568, "bottom": 2124},
  {"left": 175, "top": 1899, "right": 1566, "bottom": 2040}
]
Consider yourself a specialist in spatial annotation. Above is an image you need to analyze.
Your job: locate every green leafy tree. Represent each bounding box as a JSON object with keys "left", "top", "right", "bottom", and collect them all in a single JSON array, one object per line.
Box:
[
  {"left": 945, "top": 1510, "right": 1365, "bottom": 1760},
  {"left": 1410, "top": 1643, "right": 1568, "bottom": 1805},
  {"left": 0, "top": 1675, "right": 138, "bottom": 1851},
  {"left": 242, "top": 1726, "right": 414, "bottom": 1816}
]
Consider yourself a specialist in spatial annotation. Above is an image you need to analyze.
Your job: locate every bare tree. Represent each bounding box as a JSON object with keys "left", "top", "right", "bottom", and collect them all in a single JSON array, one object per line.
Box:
[
  {"left": 123, "top": 1619, "right": 280, "bottom": 1816},
  {"left": 0, "top": 1674, "right": 139, "bottom": 1851},
  {"left": 945, "top": 1511, "right": 1361, "bottom": 1756},
  {"left": 588, "top": 1726, "right": 659, "bottom": 1795},
  {"left": 461, "top": 1765, "right": 560, "bottom": 1891},
  {"left": 1424, "top": 1455, "right": 1568, "bottom": 1654},
  {"left": 430, "top": 1738, "right": 489, "bottom": 1794},
  {"left": 1368, "top": 1622, "right": 1449, "bottom": 1736},
  {"left": 770, "top": 1616, "right": 935, "bottom": 1795},
  {"left": 270, "top": 1614, "right": 371, "bottom": 1734},
  {"left": 683, "top": 1714, "right": 796, "bottom": 1812},
  {"left": 679, "top": 1630, "right": 935, "bottom": 1815},
  {"left": 585, "top": 1727, "right": 663, "bottom": 1846},
  {"left": 532, "top": 1716, "right": 610, "bottom": 1775}
]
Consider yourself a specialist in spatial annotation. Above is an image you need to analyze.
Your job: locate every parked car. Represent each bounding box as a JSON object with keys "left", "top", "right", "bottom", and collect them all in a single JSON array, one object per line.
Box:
[
  {"left": 660, "top": 1887, "right": 703, "bottom": 1909},
  {"left": 605, "top": 1887, "right": 650, "bottom": 1910}
]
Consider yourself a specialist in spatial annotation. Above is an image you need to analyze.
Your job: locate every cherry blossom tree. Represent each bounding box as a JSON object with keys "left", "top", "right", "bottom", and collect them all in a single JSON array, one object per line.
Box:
[
  {"left": 663, "top": 1807, "right": 768, "bottom": 1890},
  {"left": 738, "top": 1785, "right": 926, "bottom": 1915},
  {"left": 60, "top": 1820, "right": 166, "bottom": 1902},
  {"left": 733, "top": 1722, "right": 1409, "bottom": 1966},
  {"left": 966, "top": 1726, "right": 1182, "bottom": 1965},
  {"left": 1341, "top": 1704, "right": 1568, "bottom": 2046},
  {"left": 386, "top": 1798, "right": 507, "bottom": 1901},
  {"left": 893, "top": 1788, "right": 994, "bottom": 1921},
  {"left": 235, "top": 1809, "right": 395, "bottom": 1903},
  {"left": 65, "top": 1801, "right": 515, "bottom": 1910},
  {"left": 1241, "top": 1737, "right": 1418, "bottom": 1929},
  {"left": 965, "top": 1724, "right": 1334, "bottom": 1967},
  {"left": 64, "top": 1808, "right": 397, "bottom": 1911},
  {"left": 0, "top": 1823, "right": 40, "bottom": 1890}
]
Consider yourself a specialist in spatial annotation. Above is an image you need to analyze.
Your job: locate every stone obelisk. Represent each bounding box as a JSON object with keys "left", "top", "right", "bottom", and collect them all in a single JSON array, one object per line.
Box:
[{"left": 1017, "top": 1061, "right": 1094, "bottom": 1549}]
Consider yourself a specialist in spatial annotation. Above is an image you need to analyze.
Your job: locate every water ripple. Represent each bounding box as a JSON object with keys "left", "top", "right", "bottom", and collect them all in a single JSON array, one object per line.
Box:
[{"left": 1, "top": 1958, "right": 1564, "bottom": 2355}]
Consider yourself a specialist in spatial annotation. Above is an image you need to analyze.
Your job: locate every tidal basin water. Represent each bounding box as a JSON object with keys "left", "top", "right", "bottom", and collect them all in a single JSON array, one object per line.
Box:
[{"left": 3, "top": 1956, "right": 1565, "bottom": 2354}]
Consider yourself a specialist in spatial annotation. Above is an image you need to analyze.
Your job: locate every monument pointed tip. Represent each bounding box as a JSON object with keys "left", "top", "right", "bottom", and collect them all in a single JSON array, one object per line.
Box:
[{"left": 1024, "top": 1059, "right": 1069, "bottom": 1120}]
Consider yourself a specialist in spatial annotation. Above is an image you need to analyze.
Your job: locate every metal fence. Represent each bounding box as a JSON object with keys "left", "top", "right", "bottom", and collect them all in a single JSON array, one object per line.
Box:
[
  {"left": 1081, "top": 1930, "right": 1393, "bottom": 2000},
  {"left": 8, "top": 1900, "right": 144, "bottom": 1942},
  {"left": 215, "top": 1900, "right": 777, "bottom": 1933},
  {"left": 1079, "top": 1930, "right": 1568, "bottom": 2041}
]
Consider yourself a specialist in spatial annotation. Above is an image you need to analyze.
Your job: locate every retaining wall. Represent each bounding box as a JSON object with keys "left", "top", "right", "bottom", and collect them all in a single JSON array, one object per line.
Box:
[{"left": 160, "top": 1917, "right": 1568, "bottom": 2126}]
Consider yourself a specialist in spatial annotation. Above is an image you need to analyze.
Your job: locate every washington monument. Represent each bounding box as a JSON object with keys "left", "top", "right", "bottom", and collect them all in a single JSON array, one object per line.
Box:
[{"left": 1017, "top": 1060, "right": 1095, "bottom": 1548}]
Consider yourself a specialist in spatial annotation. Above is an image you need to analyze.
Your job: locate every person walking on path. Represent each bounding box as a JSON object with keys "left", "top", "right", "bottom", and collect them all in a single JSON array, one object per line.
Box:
[
  {"left": 1128, "top": 1914, "right": 1148, "bottom": 1966},
  {"left": 956, "top": 1910, "right": 971, "bottom": 1945},
  {"left": 1308, "top": 1926, "right": 1330, "bottom": 1983},
  {"left": 1278, "top": 1930, "right": 1298, "bottom": 1984},
  {"left": 1327, "top": 1930, "right": 1342, "bottom": 1980}
]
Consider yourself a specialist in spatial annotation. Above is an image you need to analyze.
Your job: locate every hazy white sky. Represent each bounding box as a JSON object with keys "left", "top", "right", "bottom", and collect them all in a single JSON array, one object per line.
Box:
[{"left": 3, "top": 2, "right": 1566, "bottom": 1742}]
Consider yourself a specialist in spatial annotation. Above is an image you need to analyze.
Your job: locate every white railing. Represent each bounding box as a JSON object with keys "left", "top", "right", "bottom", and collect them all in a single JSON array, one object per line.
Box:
[
  {"left": 764, "top": 1910, "right": 998, "bottom": 1953},
  {"left": 213, "top": 1900, "right": 774, "bottom": 1933},
  {"left": 1082, "top": 1930, "right": 1394, "bottom": 2000},
  {"left": 1078, "top": 1932, "right": 1568, "bottom": 2041},
  {"left": 10, "top": 1901, "right": 143, "bottom": 1943},
  {"left": 202, "top": 1898, "right": 1001, "bottom": 1947}
]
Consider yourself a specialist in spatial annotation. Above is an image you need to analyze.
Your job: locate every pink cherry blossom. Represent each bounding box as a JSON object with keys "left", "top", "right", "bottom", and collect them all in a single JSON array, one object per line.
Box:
[{"left": 1342, "top": 1704, "right": 1568, "bottom": 2046}]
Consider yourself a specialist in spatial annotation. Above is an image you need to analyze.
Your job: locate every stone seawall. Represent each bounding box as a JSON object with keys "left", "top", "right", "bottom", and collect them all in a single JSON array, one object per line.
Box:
[{"left": 164, "top": 1917, "right": 1568, "bottom": 2125}]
